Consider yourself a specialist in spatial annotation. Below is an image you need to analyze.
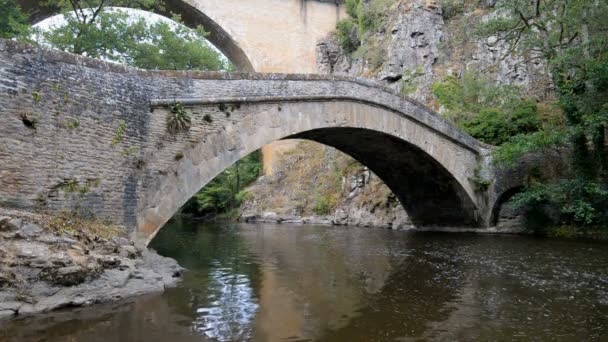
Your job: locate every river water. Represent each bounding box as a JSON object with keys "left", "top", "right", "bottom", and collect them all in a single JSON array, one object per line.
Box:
[{"left": 1, "top": 220, "right": 607, "bottom": 341}]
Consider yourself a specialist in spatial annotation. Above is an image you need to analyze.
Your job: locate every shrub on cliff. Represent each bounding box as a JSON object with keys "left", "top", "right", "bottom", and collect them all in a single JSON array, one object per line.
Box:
[
  {"left": 433, "top": 73, "right": 542, "bottom": 145},
  {"left": 336, "top": 19, "right": 359, "bottom": 53}
]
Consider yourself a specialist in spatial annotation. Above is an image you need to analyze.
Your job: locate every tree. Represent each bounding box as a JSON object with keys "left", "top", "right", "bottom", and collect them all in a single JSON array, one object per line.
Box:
[
  {"left": 182, "top": 151, "right": 262, "bottom": 217},
  {"left": 0, "top": 0, "right": 28, "bottom": 39},
  {"left": 432, "top": 72, "right": 541, "bottom": 145},
  {"left": 33, "top": 4, "right": 229, "bottom": 71},
  {"left": 478, "top": 0, "right": 608, "bottom": 227}
]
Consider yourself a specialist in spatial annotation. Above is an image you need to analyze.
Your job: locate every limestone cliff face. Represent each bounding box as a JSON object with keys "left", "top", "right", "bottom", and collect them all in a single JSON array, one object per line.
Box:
[{"left": 241, "top": 0, "right": 551, "bottom": 229}]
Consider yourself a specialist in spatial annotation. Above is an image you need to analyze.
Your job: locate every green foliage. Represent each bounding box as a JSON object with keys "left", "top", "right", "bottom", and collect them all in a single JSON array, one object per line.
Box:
[
  {"left": 479, "top": 1, "right": 607, "bottom": 168},
  {"left": 345, "top": 0, "right": 360, "bottom": 18},
  {"left": 469, "top": 166, "right": 492, "bottom": 191},
  {"left": 121, "top": 146, "right": 138, "bottom": 156},
  {"left": 34, "top": 9, "right": 229, "bottom": 71},
  {"left": 182, "top": 150, "right": 262, "bottom": 217},
  {"left": 460, "top": 102, "right": 541, "bottom": 145},
  {"left": 234, "top": 190, "right": 250, "bottom": 205},
  {"left": 64, "top": 117, "right": 80, "bottom": 129},
  {"left": 433, "top": 73, "right": 541, "bottom": 145},
  {"left": 336, "top": 19, "right": 359, "bottom": 53},
  {"left": 513, "top": 180, "right": 608, "bottom": 226},
  {"left": 313, "top": 193, "right": 331, "bottom": 215},
  {"left": 0, "top": 0, "right": 28, "bottom": 39},
  {"left": 479, "top": 0, "right": 608, "bottom": 229},
  {"left": 492, "top": 129, "right": 567, "bottom": 167},
  {"left": 111, "top": 120, "right": 126, "bottom": 147},
  {"left": 356, "top": 0, "right": 389, "bottom": 37},
  {"left": 476, "top": 0, "right": 608, "bottom": 62},
  {"left": 32, "top": 91, "right": 42, "bottom": 102},
  {"left": 166, "top": 102, "right": 192, "bottom": 133},
  {"left": 335, "top": 0, "right": 389, "bottom": 54},
  {"left": 440, "top": 0, "right": 465, "bottom": 20}
]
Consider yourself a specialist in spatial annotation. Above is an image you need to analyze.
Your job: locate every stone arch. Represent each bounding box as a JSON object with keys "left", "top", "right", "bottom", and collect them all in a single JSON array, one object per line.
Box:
[
  {"left": 137, "top": 99, "right": 484, "bottom": 243},
  {"left": 17, "top": 0, "right": 255, "bottom": 71},
  {"left": 489, "top": 186, "right": 524, "bottom": 227}
]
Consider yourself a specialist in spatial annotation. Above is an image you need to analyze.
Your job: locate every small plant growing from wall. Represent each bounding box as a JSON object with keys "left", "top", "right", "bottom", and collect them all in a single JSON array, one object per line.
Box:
[
  {"left": 62, "top": 117, "right": 80, "bottom": 129},
  {"left": 167, "top": 102, "right": 192, "bottom": 133},
  {"left": 32, "top": 91, "right": 42, "bottom": 102},
  {"left": 111, "top": 120, "right": 127, "bottom": 147}
]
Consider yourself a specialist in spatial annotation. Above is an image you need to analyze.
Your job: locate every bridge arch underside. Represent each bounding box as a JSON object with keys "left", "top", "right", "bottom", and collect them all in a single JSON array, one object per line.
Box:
[
  {"left": 139, "top": 100, "right": 483, "bottom": 243},
  {"left": 17, "top": 0, "right": 255, "bottom": 72}
]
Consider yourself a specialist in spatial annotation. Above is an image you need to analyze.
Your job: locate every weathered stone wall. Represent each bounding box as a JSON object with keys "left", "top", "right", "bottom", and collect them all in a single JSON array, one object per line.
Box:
[{"left": 0, "top": 40, "right": 490, "bottom": 244}]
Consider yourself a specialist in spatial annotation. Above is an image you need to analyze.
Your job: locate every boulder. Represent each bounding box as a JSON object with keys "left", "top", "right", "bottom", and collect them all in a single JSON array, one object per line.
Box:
[
  {"left": 40, "top": 266, "right": 89, "bottom": 286},
  {"left": 17, "top": 223, "right": 43, "bottom": 238},
  {"left": 0, "top": 310, "right": 15, "bottom": 320},
  {"left": 118, "top": 245, "right": 139, "bottom": 259}
]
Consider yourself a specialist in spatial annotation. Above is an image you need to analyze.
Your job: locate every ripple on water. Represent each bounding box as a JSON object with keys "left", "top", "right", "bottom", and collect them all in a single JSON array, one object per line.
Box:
[{"left": 193, "top": 269, "right": 259, "bottom": 341}]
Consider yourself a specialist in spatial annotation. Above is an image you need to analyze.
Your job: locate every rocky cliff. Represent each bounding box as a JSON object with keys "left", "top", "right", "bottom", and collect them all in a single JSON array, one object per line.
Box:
[
  {"left": 240, "top": 0, "right": 551, "bottom": 229},
  {"left": 240, "top": 141, "right": 412, "bottom": 229}
]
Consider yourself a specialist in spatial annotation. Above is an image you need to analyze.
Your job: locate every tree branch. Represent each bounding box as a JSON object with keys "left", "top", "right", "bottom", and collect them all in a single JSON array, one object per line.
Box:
[{"left": 89, "top": 0, "right": 106, "bottom": 25}]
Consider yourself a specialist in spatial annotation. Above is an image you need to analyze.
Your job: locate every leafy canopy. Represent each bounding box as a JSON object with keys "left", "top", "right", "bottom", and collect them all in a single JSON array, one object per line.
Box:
[
  {"left": 433, "top": 73, "right": 542, "bottom": 145},
  {"left": 182, "top": 151, "right": 262, "bottom": 216},
  {"left": 33, "top": 8, "right": 229, "bottom": 71},
  {"left": 0, "top": 0, "right": 29, "bottom": 39},
  {"left": 477, "top": 0, "right": 608, "bottom": 228}
]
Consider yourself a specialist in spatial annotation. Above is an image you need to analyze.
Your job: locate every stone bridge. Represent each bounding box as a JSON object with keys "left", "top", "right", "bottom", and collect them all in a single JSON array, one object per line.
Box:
[
  {"left": 18, "top": 0, "right": 347, "bottom": 73},
  {"left": 0, "top": 40, "right": 531, "bottom": 244},
  {"left": 0, "top": 40, "right": 505, "bottom": 243}
]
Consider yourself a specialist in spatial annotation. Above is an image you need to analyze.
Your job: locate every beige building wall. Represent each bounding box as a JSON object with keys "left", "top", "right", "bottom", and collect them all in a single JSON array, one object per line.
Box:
[{"left": 189, "top": 0, "right": 345, "bottom": 73}]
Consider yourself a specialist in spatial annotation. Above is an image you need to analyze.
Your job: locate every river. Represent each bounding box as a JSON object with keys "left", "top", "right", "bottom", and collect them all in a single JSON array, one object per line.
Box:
[{"left": 1, "top": 220, "right": 607, "bottom": 341}]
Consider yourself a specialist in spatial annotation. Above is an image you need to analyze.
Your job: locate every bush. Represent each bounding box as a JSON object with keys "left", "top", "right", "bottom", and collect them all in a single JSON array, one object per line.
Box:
[
  {"left": 433, "top": 73, "right": 541, "bottom": 145},
  {"left": 345, "top": 0, "right": 360, "bottom": 18},
  {"left": 336, "top": 19, "right": 359, "bottom": 53},
  {"left": 440, "top": 0, "right": 465, "bottom": 19},
  {"left": 357, "top": 0, "right": 389, "bottom": 37},
  {"left": 459, "top": 102, "right": 541, "bottom": 145},
  {"left": 512, "top": 180, "right": 608, "bottom": 227},
  {"left": 313, "top": 194, "right": 331, "bottom": 215}
]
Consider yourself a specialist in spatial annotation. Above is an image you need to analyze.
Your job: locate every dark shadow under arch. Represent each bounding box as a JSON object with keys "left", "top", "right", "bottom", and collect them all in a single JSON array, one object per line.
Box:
[
  {"left": 287, "top": 127, "right": 481, "bottom": 227},
  {"left": 489, "top": 186, "right": 524, "bottom": 226},
  {"left": 17, "top": 0, "right": 255, "bottom": 72}
]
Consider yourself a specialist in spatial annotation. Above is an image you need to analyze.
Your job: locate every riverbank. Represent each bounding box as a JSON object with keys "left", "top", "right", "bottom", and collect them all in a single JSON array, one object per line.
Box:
[
  {"left": 238, "top": 211, "right": 528, "bottom": 234},
  {"left": 238, "top": 212, "right": 607, "bottom": 239},
  {"left": 0, "top": 208, "right": 183, "bottom": 320}
]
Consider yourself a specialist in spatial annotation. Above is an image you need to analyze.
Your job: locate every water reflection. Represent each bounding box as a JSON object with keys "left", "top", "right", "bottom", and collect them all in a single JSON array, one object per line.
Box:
[
  {"left": 0, "top": 221, "right": 607, "bottom": 341},
  {"left": 194, "top": 264, "right": 258, "bottom": 341}
]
